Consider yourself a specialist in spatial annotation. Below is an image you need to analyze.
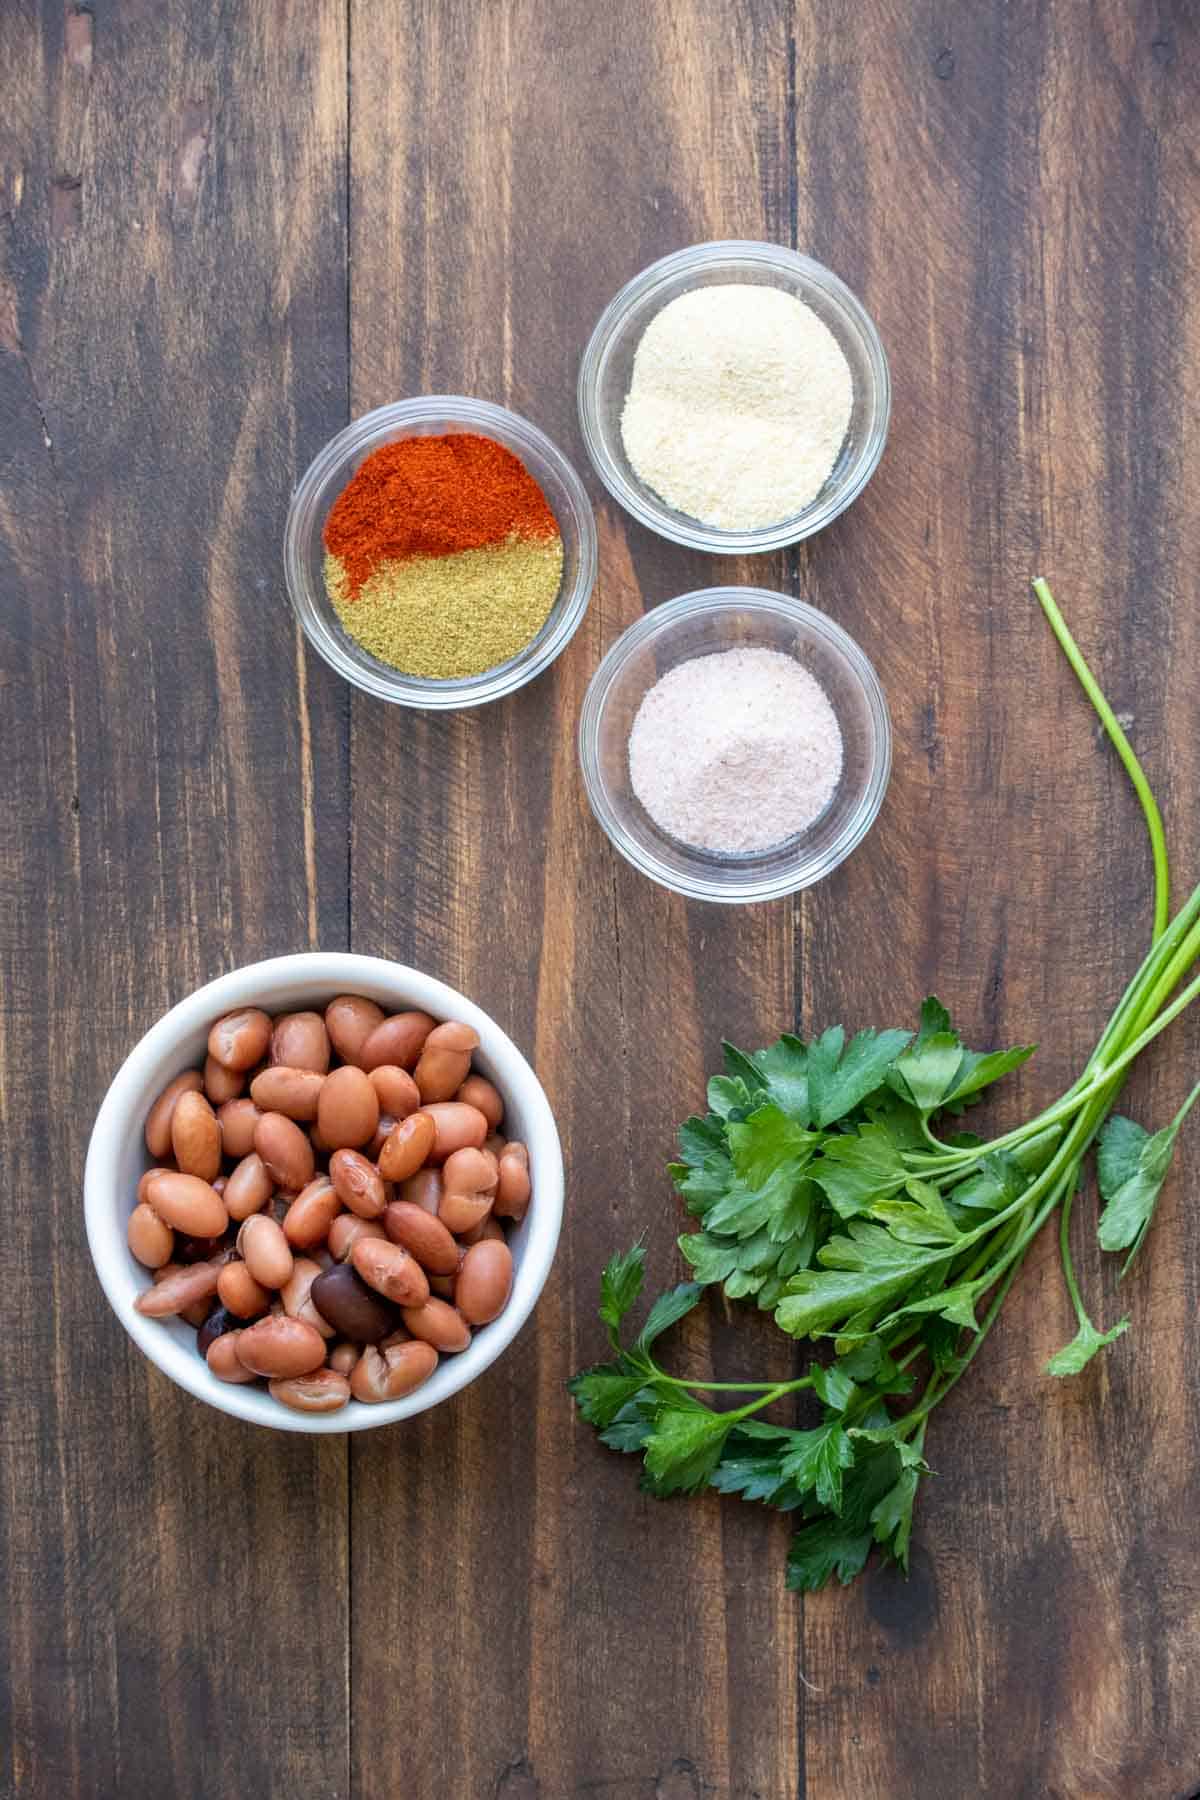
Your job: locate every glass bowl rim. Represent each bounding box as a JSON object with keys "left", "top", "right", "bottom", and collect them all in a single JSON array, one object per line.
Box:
[
  {"left": 577, "top": 239, "right": 891, "bottom": 554},
  {"left": 578, "top": 586, "right": 892, "bottom": 903},
  {"left": 283, "top": 395, "right": 599, "bottom": 710}
]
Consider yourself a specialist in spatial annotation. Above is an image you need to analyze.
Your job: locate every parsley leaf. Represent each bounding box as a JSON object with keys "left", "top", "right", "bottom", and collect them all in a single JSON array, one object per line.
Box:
[
  {"left": 643, "top": 1406, "right": 732, "bottom": 1495},
  {"left": 635, "top": 1283, "right": 704, "bottom": 1352},
  {"left": 889, "top": 1031, "right": 965, "bottom": 1113},
  {"left": 870, "top": 1465, "right": 921, "bottom": 1571},
  {"left": 812, "top": 1122, "right": 907, "bottom": 1219},
  {"left": 599, "top": 1246, "right": 646, "bottom": 1346},
  {"left": 940, "top": 1043, "right": 1036, "bottom": 1109},
  {"left": 1097, "top": 1083, "right": 1200, "bottom": 1270},
  {"left": 779, "top": 1424, "right": 856, "bottom": 1511},
  {"left": 776, "top": 1223, "right": 949, "bottom": 1339},
  {"left": 1045, "top": 1316, "right": 1131, "bottom": 1377},
  {"left": 567, "top": 1362, "right": 649, "bottom": 1428},
  {"left": 806, "top": 1025, "right": 914, "bottom": 1127},
  {"left": 740, "top": 1034, "right": 810, "bottom": 1121}
]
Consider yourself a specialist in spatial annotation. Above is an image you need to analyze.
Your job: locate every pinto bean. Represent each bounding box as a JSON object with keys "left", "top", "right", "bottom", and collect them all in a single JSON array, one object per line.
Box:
[
  {"left": 349, "top": 1340, "right": 438, "bottom": 1403},
  {"left": 249, "top": 1065, "right": 325, "bottom": 1122},
  {"left": 269, "top": 1010, "right": 330, "bottom": 1074},
  {"left": 234, "top": 1316, "right": 327, "bottom": 1379},
  {"left": 208, "top": 1008, "right": 272, "bottom": 1072},
  {"left": 329, "top": 1148, "right": 387, "bottom": 1219},
  {"left": 324, "top": 995, "right": 385, "bottom": 1067},
  {"left": 144, "top": 1070, "right": 204, "bottom": 1160},
  {"left": 360, "top": 1011, "right": 436, "bottom": 1073}
]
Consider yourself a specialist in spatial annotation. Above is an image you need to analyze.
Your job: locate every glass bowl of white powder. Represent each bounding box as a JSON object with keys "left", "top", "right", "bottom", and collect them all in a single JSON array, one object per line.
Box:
[
  {"left": 577, "top": 241, "right": 890, "bottom": 552},
  {"left": 578, "top": 588, "right": 890, "bottom": 902}
]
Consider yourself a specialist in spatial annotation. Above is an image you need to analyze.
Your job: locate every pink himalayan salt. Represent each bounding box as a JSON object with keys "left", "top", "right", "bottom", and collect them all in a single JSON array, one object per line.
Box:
[{"left": 628, "top": 647, "right": 843, "bottom": 855}]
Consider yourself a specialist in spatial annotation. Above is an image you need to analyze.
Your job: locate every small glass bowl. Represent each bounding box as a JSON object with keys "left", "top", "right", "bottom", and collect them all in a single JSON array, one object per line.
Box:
[
  {"left": 577, "top": 241, "right": 891, "bottom": 553},
  {"left": 284, "top": 397, "right": 598, "bottom": 708},
  {"left": 578, "top": 588, "right": 891, "bottom": 903}
]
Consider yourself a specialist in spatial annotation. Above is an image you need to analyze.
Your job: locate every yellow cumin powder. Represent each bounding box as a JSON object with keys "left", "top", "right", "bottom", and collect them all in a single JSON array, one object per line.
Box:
[{"left": 325, "top": 534, "right": 564, "bottom": 680}]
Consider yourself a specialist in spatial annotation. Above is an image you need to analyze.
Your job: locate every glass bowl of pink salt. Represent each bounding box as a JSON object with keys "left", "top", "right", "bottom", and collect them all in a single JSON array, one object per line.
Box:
[{"left": 578, "top": 588, "right": 891, "bottom": 903}]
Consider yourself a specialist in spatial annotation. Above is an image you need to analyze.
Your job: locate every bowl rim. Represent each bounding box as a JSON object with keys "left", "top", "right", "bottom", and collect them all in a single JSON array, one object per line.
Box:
[
  {"left": 283, "top": 395, "right": 598, "bottom": 710},
  {"left": 577, "top": 587, "right": 892, "bottom": 903},
  {"left": 577, "top": 239, "right": 892, "bottom": 553},
  {"left": 84, "top": 953, "right": 564, "bottom": 1433}
]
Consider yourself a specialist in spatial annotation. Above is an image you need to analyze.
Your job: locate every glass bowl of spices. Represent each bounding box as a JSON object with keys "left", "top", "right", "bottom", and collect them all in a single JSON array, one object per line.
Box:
[
  {"left": 577, "top": 241, "right": 890, "bottom": 553},
  {"left": 284, "top": 397, "right": 598, "bottom": 708},
  {"left": 578, "top": 588, "right": 890, "bottom": 903}
]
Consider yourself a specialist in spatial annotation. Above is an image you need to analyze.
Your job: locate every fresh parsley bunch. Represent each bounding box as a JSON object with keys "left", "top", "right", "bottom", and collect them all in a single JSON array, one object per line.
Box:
[{"left": 569, "top": 582, "right": 1200, "bottom": 1591}]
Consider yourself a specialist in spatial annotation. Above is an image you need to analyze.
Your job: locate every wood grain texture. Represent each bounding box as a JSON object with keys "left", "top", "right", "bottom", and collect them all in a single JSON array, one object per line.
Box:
[
  {"left": 344, "top": 4, "right": 801, "bottom": 1796},
  {"left": 0, "top": 3, "right": 351, "bottom": 1796},
  {"left": 792, "top": 5, "right": 1200, "bottom": 1799},
  {"left": 3, "top": 0, "right": 1200, "bottom": 1795}
]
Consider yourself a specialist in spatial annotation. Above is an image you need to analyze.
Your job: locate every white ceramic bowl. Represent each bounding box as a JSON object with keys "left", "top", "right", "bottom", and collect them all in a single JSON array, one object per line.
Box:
[{"left": 84, "top": 954, "right": 564, "bottom": 1433}]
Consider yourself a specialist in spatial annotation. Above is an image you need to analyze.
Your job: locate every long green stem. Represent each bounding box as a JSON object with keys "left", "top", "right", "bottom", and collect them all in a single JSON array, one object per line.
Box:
[{"left": 1033, "top": 578, "right": 1170, "bottom": 936}]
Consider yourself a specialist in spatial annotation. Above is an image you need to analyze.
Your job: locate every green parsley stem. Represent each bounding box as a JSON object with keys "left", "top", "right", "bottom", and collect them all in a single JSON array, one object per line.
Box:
[{"left": 1032, "top": 578, "right": 1170, "bottom": 937}]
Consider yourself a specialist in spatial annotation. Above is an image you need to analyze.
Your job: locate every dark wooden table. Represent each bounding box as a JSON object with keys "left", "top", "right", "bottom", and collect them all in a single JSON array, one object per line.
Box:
[{"left": 4, "top": 3, "right": 1199, "bottom": 1796}]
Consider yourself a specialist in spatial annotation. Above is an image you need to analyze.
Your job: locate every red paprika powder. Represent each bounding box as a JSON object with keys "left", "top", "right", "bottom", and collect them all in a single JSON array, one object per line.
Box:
[{"left": 323, "top": 432, "right": 560, "bottom": 600}]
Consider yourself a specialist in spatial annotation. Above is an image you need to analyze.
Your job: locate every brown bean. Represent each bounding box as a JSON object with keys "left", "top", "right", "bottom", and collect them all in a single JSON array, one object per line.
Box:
[
  {"left": 400, "top": 1297, "right": 471, "bottom": 1353},
  {"left": 456, "top": 1239, "right": 514, "bottom": 1325},
  {"left": 350, "top": 1340, "right": 438, "bottom": 1403},
  {"left": 493, "top": 1142, "right": 532, "bottom": 1221},
  {"left": 235, "top": 1315, "right": 327, "bottom": 1378},
  {"left": 413, "top": 1023, "right": 479, "bottom": 1104},
  {"left": 413, "top": 1047, "right": 473, "bottom": 1105},
  {"left": 310, "top": 1264, "right": 396, "bottom": 1342},
  {"left": 281, "top": 1256, "right": 335, "bottom": 1337},
  {"left": 317, "top": 1065, "right": 379, "bottom": 1150},
  {"left": 136, "top": 1260, "right": 220, "bottom": 1318},
  {"left": 329, "top": 1148, "right": 387, "bottom": 1218},
  {"left": 427, "top": 1020, "right": 480, "bottom": 1054},
  {"left": 325, "top": 994, "right": 386, "bottom": 1067},
  {"left": 438, "top": 1145, "right": 499, "bottom": 1235},
  {"left": 217, "top": 1098, "right": 263, "bottom": 1159},
  {"left": 254, "top": 1112, "right": 315, "bottom": 1191},
  {"left": 383, "top": 1200, "right": 460, "bottom": 1275},
  {"left": 327, "top": 1340, "right": 361, "bottom": 1376},
  {"left": 327, "top": 1213, "right": 387, "bottom": 1262},
  {"left": 127, "top": 1203, "right": 174, "bottom": 1269},
  {"left": 217, "top": 1260, "right": 272, "bottom": 1319},
  {"left": 208, "top": 1008, "right": 273, "bottom": 1072},
  {"left": 282, "top": 1177, "right": 341, "bottom": 1250},
  {"left": 352, "top": 1238, "right": 431, "bottom": 1307},
  {"left": 269, "top": 1010, "right": 331, "bottom": 1074},
  {"left": 137, "top": 1165, "right": 175, "bottom": 1205},
  {"left": 398, "top": 1167, "right": 442, "bottom": 1215},
  {"left": 207, "top": 1332, "right": 258, "bottom": 1383},
  {"left": 456, "top": 1074, "right": 504, "bottom": 1131},
  {"left": 368, "top": 1113, "right": 396, "bottom": 1159},
  {"left": 170, "top": 1089, "right": 222, "bottom": 1182},
  {"left": 224, "top": 1151, "right": 273, "bottom": 1221},
  {"left": 421, "top": 1102, "right": 489, "bottom": 1163},
  {"left": 378, "top": 1328, "right": 412, "bottom": 1352},
  {"left": 143, "top": 1170, "right": 228, "bottom": 1237},
  {"left": 204, "top": 1054, "right": 244, "bottom": 1106},
  {"left": 237, "top": 1213, "right": 294, "bottom": 1289},
  {"left": 367, "top": 1064, "right": 421, "bottom": 1118},
  {"left": 248, "top": 1065, "right": 325, "bottom": 1122},
  {"left": 144, "top": 1070, "right": 204, "bottom": 1160},
  {"left": 360, "top": 1011, "right": 436, "bottom": 1073},
  {"left": 378, "top": 1111, "right": 437, "bottom": 1182},
  {"left": 197, "top": 1304, "right": 240, "bottom": 1357},
  {"left": 459, "top": 1214, "right": 505, "bottom": 1246},
  {"left": 269, "top": 1369, "right": 350, "bottom": 1413},
  {"left": 428, "top": 1271, "right": 458, "bottom": 1299},
  {"left": 483, "top": 1132, "right": 508, "bottom": 1159}
]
